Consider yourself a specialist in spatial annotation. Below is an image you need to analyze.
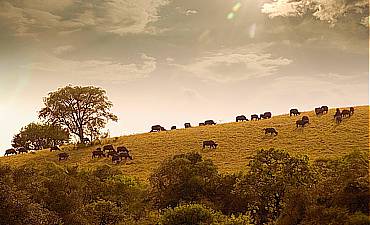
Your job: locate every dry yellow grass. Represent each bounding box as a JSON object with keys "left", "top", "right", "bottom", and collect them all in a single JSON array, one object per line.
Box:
[{"left": 1, "top": 106, "right": 369, "bottom": 182}]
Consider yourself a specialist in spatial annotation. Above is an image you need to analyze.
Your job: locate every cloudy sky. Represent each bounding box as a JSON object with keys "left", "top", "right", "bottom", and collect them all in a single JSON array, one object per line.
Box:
[{"left": 0, "top": 0, "right": 368, "bottom": 152}]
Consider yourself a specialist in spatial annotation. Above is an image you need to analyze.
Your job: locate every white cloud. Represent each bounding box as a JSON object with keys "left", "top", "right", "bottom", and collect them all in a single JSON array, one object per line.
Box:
[
  {"left": 174, "top": 45, "right": 292, "bottom": 82},
  {"left": 22, "top": 54, "right": 157, "bottom": 82},
  {"left": 185, "top": 9, "right": 198, "bottom": 16},
  {"left": 262, "top": 0, "right": 369, "bottom": 27},
  {"left": 53, "top": 45, "right": 75, "bottom": 55}
]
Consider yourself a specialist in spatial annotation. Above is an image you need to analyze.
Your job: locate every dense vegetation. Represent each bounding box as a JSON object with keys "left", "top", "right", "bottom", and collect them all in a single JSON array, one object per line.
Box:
[{"left": 1, "top": 149, "right": 368, "bottom": 225}]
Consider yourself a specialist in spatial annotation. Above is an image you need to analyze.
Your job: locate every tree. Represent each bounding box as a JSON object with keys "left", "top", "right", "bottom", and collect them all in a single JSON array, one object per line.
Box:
[
  {"left": 158, "top": 204, "right": 217, "bottom": 225},
  {"left": 39, "top": 85, "right": 118, "bottom": 143},
  {"left": 12, "top": 122, "right": 69, "bottom": 149}
]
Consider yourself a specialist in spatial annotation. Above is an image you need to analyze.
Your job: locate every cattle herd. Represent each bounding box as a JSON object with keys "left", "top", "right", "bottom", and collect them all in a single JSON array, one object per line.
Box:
[{"left": 3, "top": 106, "right": 356, "bottom": 163}]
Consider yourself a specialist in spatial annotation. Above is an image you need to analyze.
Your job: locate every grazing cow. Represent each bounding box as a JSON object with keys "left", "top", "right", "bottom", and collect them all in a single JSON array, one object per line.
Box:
[
  {"left": 112, "top": 154, "right": 121, "bottom": 164},
  {"left": 264, "top": 128, "right": 278, "bottom": 136},
  {"left": 290, "top": 109, "right": 300, "bottom": 116},
  {"left": 151, "top": 125, "right": 166, "bottom": 132},
  {"left": 119, "top": 152, "right": 133, "bottom": 160},
  {"left": 92, "top": 150, "right": 105, "bottom": 159},
  {"left": 302, "top": 116, "right": 309, "bottom": 124},
  {"left": 17, "top": 147, "right": 28, "bottom": 154},
  {"left": 260, "top": 114, "right": 266, "bottom": 119},
  {"left": 315, "top": 107, "right": 323, "bottom": 116},
  {"left": 184, "top": 123, "right": 191, "bottom": 128},
  {"left": 296, "top": 120, "right": 308, "bottom": 128},
  {"left": 350, "top": 107, "right": 355, "bottom": 115},
  {"left": 103, "top": 144, "right": 115, "bottom": 152},
  {"left": 199, "top": 123, "right": 205, "bottom": 126},
  {"left": 50, "top": 146, "right": 61, "bottom": 152},
  {"left": 263, "top": 112, "right": 272, "bottom": 119},
  {"left": 4, "top": 149, "right": 17, "bottom": 156},
  {"left": 107, "top": 150, "right": 117, "bottom": 158},
  {"left": 117, "top": 146, "right": 129, "bottom": 154},
  {"left": 58, "top": 152, "right": 69, "bottom": 161},
  {"left": 204, "top": 120, "right": 216, "bottom": 125},
  {"left": 251, "top": 114, "right": 259, "bottom": 121},
  {"left": 202, "top": 140, "right": 218, "bottom": 149},
  {"left": 341, "top": 109, "right": 351, "bottom": 118},
  {"left": 321, "top": 106, "right": 328, "bottom": 114},
  {"left": 171, "top": 126, "right": 176, "bottom": 130},
  {"left": 334, "top": 108, "right": 341, "bottom": 119},
  {"left": 236, "top": 115, "right": 248, "bottom": 122},
  {"left": 335, "top": 115, "right": 342, "bottom": 124}
]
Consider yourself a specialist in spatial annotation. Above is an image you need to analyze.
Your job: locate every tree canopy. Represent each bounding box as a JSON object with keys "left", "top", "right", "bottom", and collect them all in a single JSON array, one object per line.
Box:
[{"left": 38, "top": 85, "right": 117, "bottom": 143}]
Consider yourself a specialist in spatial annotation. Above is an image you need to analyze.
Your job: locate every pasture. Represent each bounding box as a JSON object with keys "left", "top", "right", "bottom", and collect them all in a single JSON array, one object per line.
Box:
[{"left": 1, "top": 106, "right": 368, "bottom": 182}]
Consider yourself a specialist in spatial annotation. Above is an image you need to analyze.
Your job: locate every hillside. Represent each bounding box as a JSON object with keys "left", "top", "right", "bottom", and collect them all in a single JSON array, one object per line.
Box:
[{"left": 1, "top": 106, "right": 369, "bottom": 182}]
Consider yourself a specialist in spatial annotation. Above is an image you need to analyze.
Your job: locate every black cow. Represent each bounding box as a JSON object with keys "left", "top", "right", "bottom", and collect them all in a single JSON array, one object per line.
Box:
[
  {"left": 341, "top": 109, "right": 351, "bottom": 118},
  {"left": 58, "top": 152, "right": 69, "bottom": 161},
  {"left": 204, "top": 120, "right": 216, "bottom": 125},
  {"left": 251, "top": 114, "right": 259, "bottom": 121},
  {"left": 350, "top": 107, "right": 355, "bottom": 115},
  {"left": 334, "top": 108, "right": 341, "bottom": 119},
  {"left": 260, "top": 114, "right": 266, "bottom": 119},
  {"left": 202, "top": 140, "right": 218, "bottom": 149},
  {"left": 171, "top": 126, "right": 177, "bottom": 130},
  {"left": 4, "top": 149, "right": 17, "bottom": 156},
  {"left": 92, "top": 150, "right": 105, "bottom": 158},
  {"left": 236, "top": 115, "right": 248, "bottom": 122},
  {"left": 184, "top": 123, "right": 191, "bottom": 128},
  {"left": 264, "top": 128, "right": 278, "bottom": 136},
  {"left": 302, "top": 116, "right": 309, "bottom": 124},
  {"left": 263, "top": 112, "right": 272, "bottom": 119},
  {"left": 199, "top": 123, "right": 205, "bottom": 126},
  {"left": 315, "top": 107, "right": 323, "bottom": 116},
  {"left": 50, "top": 146, "right": 61, "bottom": 152},
  {"left": 296, "top": 120, "right": 308, "bottom": 128},
  {"left": 107, "top": 150, "right": 117, "bottom": 158},
  {"left": 321, "top": 106, "right": 328, "bottom": 114},
  {"left": 290, "top": 109, "right": 300, "bottom": 116},
  {"left": 335, "top": 115, "right": 342, "bottom": 124},
  {"left": 151, "top": 125, "right": 166, "bottom": 132},
  {"left": 112, "top": 154, "right": 121, "bottom": 164},
  {"left": 17, "top": 147, "right": 28, "bottom": 154},
  {"left": 103, "top": 144, "right": 115, "bottom": 152},
  {"left": 119, "top": 152, "right": 133, "bottom": 160}
]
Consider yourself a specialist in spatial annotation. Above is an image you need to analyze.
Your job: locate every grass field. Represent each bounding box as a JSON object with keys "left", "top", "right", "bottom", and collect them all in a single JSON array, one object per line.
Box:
[{"left": 1, "top": 106, "right": 368, "bottom": 182}]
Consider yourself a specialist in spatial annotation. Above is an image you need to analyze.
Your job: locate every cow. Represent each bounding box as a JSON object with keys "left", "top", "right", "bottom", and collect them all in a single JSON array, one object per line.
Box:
[
  {"left": 315, "top": 107, "right": 323, "bottom": 116},
  {"left": 290, "top": 109, "right": 300, "bottom": 116},
  {"left": 263, "top": 112, "right": 272, "bottom": 119},
  {"left": 302, "top": 116, "right": 309, "bottom": 124},
  {"left": 92, "top": 150, "right": 105, "bottom": 159},
  {"left": 202, "top": 140, "right": 218, "bottom": 149},
  {"left": 58, "top": 152, "right": 69, "bottom": 161},
  {"left": 50, "top": 146, "right": 61, "bottom": 152},
  {"left": 341, "top": 109, "right": 351, "bottom": 118},
  {"left": 321, "top": 106, "right": 328, "bottom": 114},
  {"left": 112, "top": 154, "right": 121, "bottom": 164},
  {"left": 117, "top": 146, "right": 129, "bottom": 154},
  {"left": 103, "top": 144, "right": 115, "bottom": 152},
  {"left": 151, "top": 125, "right": 166, "bottom": 132},
  {"left": 335, "top": 115, "right": 342, "bottom": 124},
  {"left": 263, "top": 128, "right": 278, "bottom": 136},
  {"left": 171, "top": 126, "right": 177, "bottom": 130},
  {"left": 260, "top": 114, "right": 266, "bottom": 119},
  {"left": 204, "top": 120, "right": 216, "bottom": 125},
  {"left": 334, "top": 108, "right": 341, "bottom": 119},
  {"left": 236, "top": 115, "right": 248, "bottom": 122},
  {"left": 107, "top": 150, "right": 117, "bottom": 158},
  {"left": 119, "top": 152, "right": 133, "bottom": 160},
  {"left": 199, "top": 123, "right": 205, "bottom": 126},
  {"left": 350, "top": 107, "right": 355, "bottom": 115},
  {"left": 4, "top": 149, "right": 17, "bottom": 156},
  {"left": 296, "top": 120, "right": 308, "bottom": 128},
  {"left": 17, "top": 147, "right": 28, "bottom": 154},
  {"left": 184, "top": 123, "right": 191, "bottom": 128},
  {"left": 251, "top": 114, "right": 259, "bottom": 121}
]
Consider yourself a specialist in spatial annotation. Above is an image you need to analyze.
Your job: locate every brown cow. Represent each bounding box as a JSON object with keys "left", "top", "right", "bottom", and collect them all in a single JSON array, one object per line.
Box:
[
  {"left": 315, "top": 107, "right": 323, "bottom": 116},
  {"left": 335, "top": 115, "right": 342, "bottom": 124},
  {"left": 202, "top": 140, "right": 218, "bottom": 149},
  {"left": 92, "top": 150, "right": 105, "bottom": 159},
  {"left": 296, "top": 120, "right": 308, "bottom": 128},
  {"left": 119, "top": 152, "right": 133, "bottom": 160},
  {"left": 4, "top": 149, "right": 17, "bottom": 156},
  {"left": 251, "top": 114, "right": 259, "bottom": 121},
  {"left": 302, "top": 116, "right": 309, "bottom": 124},
  {"left": 341, "top": 109, "right": 351, "bottom": 118},
  {"left": 171, "top": 126, "right": 177, "bottom": 130},
  {"left": 112, "top": 154, "right": 121, "bottom": 164},
  {"left": 107, "top": 150, "right": 117, "bottom": 158},
  {"left": 236, "top": 115, "right": 248, "bottom": 122},
  {"left": 117, "top": 146, "right": 129, "bottom": 154},
  {"left": 184, "top": 123, "right": 191, "bottom": 128},
  {"left": 321, "top": 106, "right": 329, "bottom": 114},
  {"left": 204, "top": 120, "right": 216, "bottom": 125},
  {"left": 290, "top": 109, "right": 300, "bottom": 116},
  {"left": 58, "top": 152, "right": 69, "bottom": 161},
  {"left": 264, "top": 128, "right": 278, "bottom": 136},
  {"left": 151, "top": 125, "right": 166, "bottom": 132},
  {"left": 350, "top": 107, "right": 355, "bottom": 115},
  {"left": 263, "top": 112, "right": 272, "bottom": 119},
  {"left": 103, "top": 144, "right": 115, "bottom": 152},
  {"left": 17, "top": 147, "right": 28, "bottom": 154}
]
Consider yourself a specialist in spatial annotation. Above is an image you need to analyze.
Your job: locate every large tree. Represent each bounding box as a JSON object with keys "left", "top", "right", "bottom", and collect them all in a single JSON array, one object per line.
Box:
[{"left": 39, "top": 85, "right": 118, "bottom": 143}]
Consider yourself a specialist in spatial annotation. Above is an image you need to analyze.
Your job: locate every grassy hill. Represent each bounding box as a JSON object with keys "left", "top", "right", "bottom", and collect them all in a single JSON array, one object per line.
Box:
[{"left": 1, "top": 106, "right": 368, "bottom": 182}]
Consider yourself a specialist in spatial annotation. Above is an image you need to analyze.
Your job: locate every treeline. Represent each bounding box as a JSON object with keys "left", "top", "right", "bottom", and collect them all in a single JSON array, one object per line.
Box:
[{"left": 0, "top": 149, "right": 369, "bottom": 225}]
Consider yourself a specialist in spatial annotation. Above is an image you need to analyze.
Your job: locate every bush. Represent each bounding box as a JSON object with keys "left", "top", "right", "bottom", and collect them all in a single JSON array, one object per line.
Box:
[{"left": 158, "top": 204, "right": 218, "bottom": 225}]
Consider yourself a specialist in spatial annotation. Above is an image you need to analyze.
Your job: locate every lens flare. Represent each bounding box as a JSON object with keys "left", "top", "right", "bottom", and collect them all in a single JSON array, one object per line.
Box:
[{"left": 227, "top": 2, "right": 242, "bottom": 20}]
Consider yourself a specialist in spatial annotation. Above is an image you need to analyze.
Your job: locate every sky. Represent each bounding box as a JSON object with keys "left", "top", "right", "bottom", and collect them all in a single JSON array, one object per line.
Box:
[{"left": 0, "top": 0, "right": 368, "bottom": 154}]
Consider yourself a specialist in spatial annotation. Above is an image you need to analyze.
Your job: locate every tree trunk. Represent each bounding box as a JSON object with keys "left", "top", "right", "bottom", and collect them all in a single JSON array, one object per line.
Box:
[{"left": 78, "top": 128, "right": 84, "bottom": 144}]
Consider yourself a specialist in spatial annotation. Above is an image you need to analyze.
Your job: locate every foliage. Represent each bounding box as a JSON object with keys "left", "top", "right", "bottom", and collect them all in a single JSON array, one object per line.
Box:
[
  {"left": 149, "top": 152, "right": 219, "bottom": 209},
  {"left": 158, "top": 204, "right": 218, "bottom": 225},
  {"left": 39, "top": 85, "right": 117, "bottom": 143},
  {"left": 12, "top": 122, "right": 69, "bottom": 149}
]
